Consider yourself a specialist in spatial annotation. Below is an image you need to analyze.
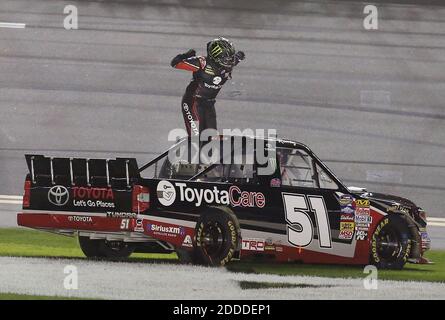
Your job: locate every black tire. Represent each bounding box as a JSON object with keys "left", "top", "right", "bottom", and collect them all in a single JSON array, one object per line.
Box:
[
  {"left": 78, "top": 236, "right": 134, "bottom": 260},
  {"left": 194, "top": 207, "right": 240, "bottom": 266},
  {"left": 78, "top": 236, "right": 105, "bottom": 258},
  {"left": 370, "top": 215, "right": 412, "bottom": 270}
]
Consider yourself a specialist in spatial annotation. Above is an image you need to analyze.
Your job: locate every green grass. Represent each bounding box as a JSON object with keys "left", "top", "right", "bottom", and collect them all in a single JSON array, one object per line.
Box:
[
  {"left": 228, "top": 250, "right": 445, "bottom": 283},
  {"left": 0, "top": 228, "right": 177, "bottom": 261},
  {"left": 1, "top": 228, "right": 444, "bottom": 282},
  {"left": 0, "top": 293, "right": 90, "bottom": 300}
]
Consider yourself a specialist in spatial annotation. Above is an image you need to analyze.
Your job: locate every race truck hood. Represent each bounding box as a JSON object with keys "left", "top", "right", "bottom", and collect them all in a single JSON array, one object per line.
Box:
[{"left": 347, "top": 186, "right": 426, "bottom": 227}]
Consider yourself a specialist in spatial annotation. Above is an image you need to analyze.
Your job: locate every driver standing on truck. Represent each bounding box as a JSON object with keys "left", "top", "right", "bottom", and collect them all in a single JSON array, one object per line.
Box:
[{"left": 171, "top": 37, "right": 245, "bottom": 137}]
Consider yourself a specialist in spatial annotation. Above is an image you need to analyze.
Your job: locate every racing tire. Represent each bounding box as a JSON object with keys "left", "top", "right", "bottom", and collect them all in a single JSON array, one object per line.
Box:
[
  {"left": 370, "top": 215, "right": 412, "bottom": 270},
  {"left": 78, "top": 236, "right": 106, "bottom": 258},
  {"left": 194, "top": 207, "right": 240, "bottom": 266}
]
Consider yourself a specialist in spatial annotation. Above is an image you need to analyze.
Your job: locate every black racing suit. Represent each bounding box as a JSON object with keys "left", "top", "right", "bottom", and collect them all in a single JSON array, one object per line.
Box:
[{"left": 171, "top": 51, "right": 237, "bottom": 136}]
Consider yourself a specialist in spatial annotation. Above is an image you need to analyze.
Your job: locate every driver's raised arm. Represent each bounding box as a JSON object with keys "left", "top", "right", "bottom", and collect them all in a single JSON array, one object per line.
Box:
[{"left": 170, "top": 49, "right": 204, "bottom": 72}]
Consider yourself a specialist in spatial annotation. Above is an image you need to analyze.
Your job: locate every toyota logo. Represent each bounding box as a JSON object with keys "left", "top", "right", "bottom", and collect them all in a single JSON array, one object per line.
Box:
[{"left": 48, "top": 185, "right": 69, "bottom": 206}]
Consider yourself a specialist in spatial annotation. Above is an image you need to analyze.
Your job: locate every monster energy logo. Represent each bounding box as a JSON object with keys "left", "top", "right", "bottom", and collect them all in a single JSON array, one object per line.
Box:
[{"left": 211, "top": 45, "right": 223, "bottom": 56}]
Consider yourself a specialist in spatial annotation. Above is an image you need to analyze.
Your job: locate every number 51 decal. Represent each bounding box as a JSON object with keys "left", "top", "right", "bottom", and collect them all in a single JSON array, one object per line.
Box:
[{"left": 282, "top": 193, "right": 332, "bottom": 248}]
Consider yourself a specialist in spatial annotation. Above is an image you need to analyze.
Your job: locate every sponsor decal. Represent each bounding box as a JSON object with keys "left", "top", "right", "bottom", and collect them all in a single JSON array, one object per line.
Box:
[
  {"left": 68, "top": 215, "right": 92, "bottom": 223},
  {"left": 339, "top": 221, "right": 355, "bottom": 240},
  {"left": 340, "top": 195, "right": 356, "bottom": 216},
  {"left": 212, "top": 76, "right": 222, "bottom": 85},
  {"left": 107, "top": 212, "right": 137, "bottom": 219},
  {"left": 340, "top": 213, "right": 355, "bottom": 221},
  {"left": 355, "top": 230, "right": 368, "bottom": 241},
  {"left": 72, "top": 187, "right": 115, "bottom": 208},
  {"left": 48, "top": 185, "right": 69, "bottom": 206},
  {"left": 182, "top": 235, "right": 193, "bottom": 248},
  {"left": 158, "top": 181, "right": 266, "bottom": 208},
  {"left": 241, "top": 238, "right": 265, "bottom": 251},
  {"left": 355, "top": 213, "right": 372, "bottom": 225},
  {"left": 263, "top": 238, "right": 276, "bottom": 251},
  {"left": 157, "top": 180, "right": 176, "bottom": 206},
  {"left": 228, "top": 185, "right": 265, "bottom": 208},
  {"left": 204, "top": 82, "right": 221, "bottom": 90},
  {"left": 340, "top": 221, "right": 355, "bottom": 231},
  {"left": 73, "top": 200, "right": 114, "bottom": 208},
  {"left": 355, "top": 208, "right": 372, "bottom": 230},
  {"left": 387, "top": 204, "right": 410, "bottom": 214},
  {"left": 339, "top": 195, "right": 354, "bottom": 206},
  {"left": 182, "top": 103, "right": 199, "bottom": 136},
  {"left": 148, "top": 223, "right": 185, "bottom": 237},
  {"left": 341, "top": 206, "right": 355, "bottom": 214},
  {"left": 134, "top": 219, "right": 144, "bottom": 232},
  {"left": 355, "top": 207, "right": 370, "bottom": 215},
  {"left": 275, "top": 246, "right": 283, "bottom": 252},
  {"left": 73, "top": 187, "right": 114, "bottom": 200},
  {"left": 270, "top": 178, "right": 281, "bottom": 188},
  {"left": 356, "top": 199, "right": 370, "bottom": 208},
  {"left": 339, "top": 229, "right": 354, "bottom": 240}
]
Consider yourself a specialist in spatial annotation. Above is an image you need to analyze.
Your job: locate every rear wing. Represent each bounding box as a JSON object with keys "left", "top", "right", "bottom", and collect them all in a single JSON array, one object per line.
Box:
[{"left": 25, "top": 154, "right": 140, "bottom": 189}]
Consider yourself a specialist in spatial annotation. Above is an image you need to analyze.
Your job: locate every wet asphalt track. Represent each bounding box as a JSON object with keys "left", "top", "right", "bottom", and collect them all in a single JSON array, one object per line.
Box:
[{"left": 0, "top": 1, "right": 444, "bottom": 225}]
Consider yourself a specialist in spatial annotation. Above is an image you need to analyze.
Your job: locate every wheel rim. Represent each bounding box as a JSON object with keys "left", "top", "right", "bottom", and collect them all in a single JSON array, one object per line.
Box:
[
  {"left": 201, "top": 221, "right": 226, "bottom": 258},
  {"left": 375, "top": 226, "right": 402, "bottom": 262}
]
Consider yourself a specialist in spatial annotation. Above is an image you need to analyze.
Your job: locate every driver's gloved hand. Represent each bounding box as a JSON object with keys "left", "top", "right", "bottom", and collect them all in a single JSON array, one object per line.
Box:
[
  {"left": 183, "top": 49, "right": 196, "bottom": 58},
  {"left": 232, "top": 51, "right": 245, "bottom": 66},
  {"left": 235, "top": 51, "right": 245, "bottom": 61}
]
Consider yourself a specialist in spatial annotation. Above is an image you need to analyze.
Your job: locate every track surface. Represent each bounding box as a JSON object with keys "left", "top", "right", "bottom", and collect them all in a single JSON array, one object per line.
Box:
[
  {"left": 0, "top": 256, "right": 444, "bottom": 300},
  {"left": 0, "top": 0, "right": 444, "bottom": 215}
]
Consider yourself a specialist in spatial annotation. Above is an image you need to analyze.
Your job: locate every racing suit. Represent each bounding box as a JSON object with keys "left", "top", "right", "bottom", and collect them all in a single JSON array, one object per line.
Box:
[{"left": 171, "top": 50, "right": 240, "bottom": 136}]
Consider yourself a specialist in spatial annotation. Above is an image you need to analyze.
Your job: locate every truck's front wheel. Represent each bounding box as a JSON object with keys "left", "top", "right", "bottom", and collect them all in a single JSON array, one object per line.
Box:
[{"left": 370, "top": 215, "right": 411, "bottom": 269}]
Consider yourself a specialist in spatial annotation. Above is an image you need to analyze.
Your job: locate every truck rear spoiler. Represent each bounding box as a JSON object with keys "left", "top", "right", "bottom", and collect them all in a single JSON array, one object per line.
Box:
[{"left": 25, "top": 154, "right": 140, "bottom": 188}]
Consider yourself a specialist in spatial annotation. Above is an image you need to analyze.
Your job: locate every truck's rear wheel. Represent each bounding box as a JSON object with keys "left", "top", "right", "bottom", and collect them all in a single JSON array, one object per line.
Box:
[
  {"left": 78, "top": 236, "right": 134, "bottom": 259},
  {"left": 370, "top": 215, "right": 411, "bottom": 270},
  {"left": 194, "top": 208, "right": 240, "bottom": 266},
  {"left": 78, "top": 236, "right": 105, "bottom": 258}
]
